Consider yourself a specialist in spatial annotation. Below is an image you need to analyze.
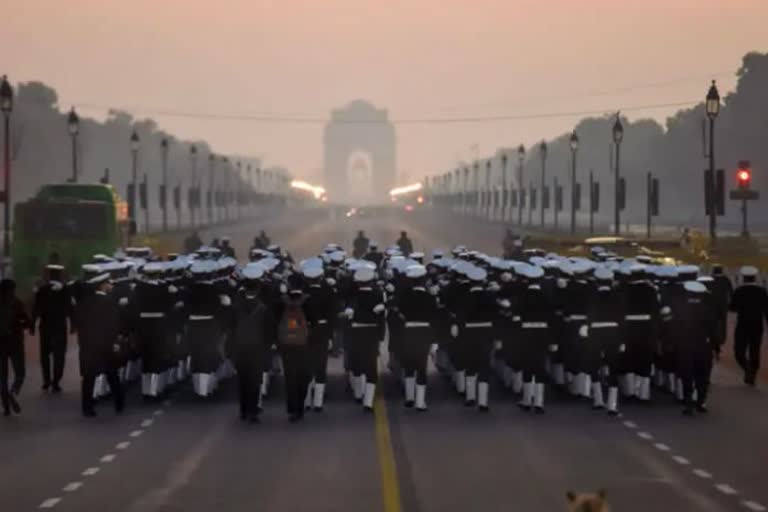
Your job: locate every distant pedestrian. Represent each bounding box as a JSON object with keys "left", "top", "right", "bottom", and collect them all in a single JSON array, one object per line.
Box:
[
  {"left": 32, "top": 264, "right": 74, "bottom": 393},
  {"left": 729, "top": 266, "right": 768, "bottom": 386},
  {"left": 396, "top": 231, "right": 413, "bottom": 257},
  {"left": 0, "top": 279, "right": 31, "bottom": 416}
]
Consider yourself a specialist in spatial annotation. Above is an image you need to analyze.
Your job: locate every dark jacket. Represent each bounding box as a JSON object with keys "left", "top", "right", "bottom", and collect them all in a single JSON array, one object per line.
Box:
[{"left": 76, "top": 292, "right": 121, "bottom": 375}]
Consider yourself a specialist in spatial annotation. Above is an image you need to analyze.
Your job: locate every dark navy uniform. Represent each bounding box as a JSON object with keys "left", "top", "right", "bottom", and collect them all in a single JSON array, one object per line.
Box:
[
  {"left": 729, "top": 271, "right": 768, "bottom": 386},
  {"left": 32, "top": 275, "right": 73, "bottom": 392}
]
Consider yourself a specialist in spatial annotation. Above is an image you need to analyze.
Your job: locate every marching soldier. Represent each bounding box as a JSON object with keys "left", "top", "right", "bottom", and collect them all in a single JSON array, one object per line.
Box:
[
  {"left": 456, "top": 266, "right": 497, "bottom": 411},
  {"left": 32, "top": 264, "right": 73, "bottom": 393},
  {"left": 729, "top": 266, "right": 768, "bottom": 386},
  {"left": 232, "top": 264, "right": 273, "bottom": 423},
  {"left": 516, "top": 265, "right": 555, "bottom": 413},
  {"left": 583, "top": 268, "right": 624, "bottom": 415},
  {"left": 676, "top": 280, "right": 718, "bottom": 415},
  {"left": 77, "top": 273, "right": 125, "bottom": 417},
  {"left": 344, "top": 266, "right": 386, "bottom": 412},
  {"left": 220, "top": 237, "right": 237, "bottom": 259},
  {"left": 392, "top": 265, "right": 438, "bottom": 410},
  {"left": 363, "top": 242, "right": 384, "bottom": 269},
  {"left": 302, "top": 264, "right": 337, "bottom": 411}
]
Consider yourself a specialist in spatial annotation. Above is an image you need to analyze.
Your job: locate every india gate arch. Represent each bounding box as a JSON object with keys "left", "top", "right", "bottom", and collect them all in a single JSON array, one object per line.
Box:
[{"left": 323, "top": 100, "right": 397, "bottom": 205}]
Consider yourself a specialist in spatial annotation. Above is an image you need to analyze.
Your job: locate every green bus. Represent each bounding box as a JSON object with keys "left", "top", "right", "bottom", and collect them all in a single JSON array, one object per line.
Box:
[{"left": 12, "top": 183, "right": 129, "bottom": 294}]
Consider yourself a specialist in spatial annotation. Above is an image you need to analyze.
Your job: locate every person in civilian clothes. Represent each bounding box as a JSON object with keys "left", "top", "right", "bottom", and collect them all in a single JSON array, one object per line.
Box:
[
  {"left": 729, "top": 266, "right": 768, "bottom": 386},
  {"left": 0, "top": 279, "right": 31, "bottom": 415},
  {"left": 32, "top": 264, "right": 73, "bottom": 393}
]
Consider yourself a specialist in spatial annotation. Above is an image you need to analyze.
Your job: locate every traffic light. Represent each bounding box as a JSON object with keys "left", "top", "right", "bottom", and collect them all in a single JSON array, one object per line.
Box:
[
  {"left": 173, "top": 185, "right": 181, "bottom": 210},
  {"left": 159, "top": 184, "right": 166, "bottom": 209},
  {"left": 542, "top": 186, "right": 550, "bottom": 209},
  {"left": 737, "top": 161, "right": 752, "bottom": 190},
  {"left": 650, "top": 178, "right": 660, "bottom": 216},
  {"left": 139, "top": 181, "right": 147, "bottom": 210},
  {"left": 555, "top": 185, "right": 563, "bottom": 212},
  {"left": 530, "top": 188, "right": 537, "bottom": 210},
  {"left": 591, "top": 182, "right": 600, "bottom": 213}
]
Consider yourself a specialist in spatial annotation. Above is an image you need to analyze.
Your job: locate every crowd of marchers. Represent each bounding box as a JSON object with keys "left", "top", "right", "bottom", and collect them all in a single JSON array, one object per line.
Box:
[{"left": 1, "top": 229, "right": 767, "bottom": 422}]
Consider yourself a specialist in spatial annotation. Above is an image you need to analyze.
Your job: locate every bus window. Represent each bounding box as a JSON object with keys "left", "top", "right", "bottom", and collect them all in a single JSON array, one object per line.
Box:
[{"left": 20, "top": 202, "right": 110, "bottom": 240}]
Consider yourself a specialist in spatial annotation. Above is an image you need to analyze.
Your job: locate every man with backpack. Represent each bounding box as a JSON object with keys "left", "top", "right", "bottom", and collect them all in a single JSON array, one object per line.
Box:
[{"left": 276, "top": 276, "right": 316, "bottom": 422}]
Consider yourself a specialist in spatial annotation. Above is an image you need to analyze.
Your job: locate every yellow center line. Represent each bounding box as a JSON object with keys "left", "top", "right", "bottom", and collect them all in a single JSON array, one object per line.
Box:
[{"left": 375, "top": 386, "right": 403, "bottom": 512}]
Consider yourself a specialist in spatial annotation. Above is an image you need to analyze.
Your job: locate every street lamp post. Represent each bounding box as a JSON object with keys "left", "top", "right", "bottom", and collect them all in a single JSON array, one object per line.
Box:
[
  {"left": 500, "top": 154, "right": 508, "bottom": 222},
  {"left": 129, "top": 130, "right": 140, "bottom": 233},
  {"left": 539, "top": 141, "right": 547, "bottom": 228},
  {"left": 208, "top": 154, "right": 215, "bottom": 226},
  {"left": 706, "top": 80, "right": 720, "bottom": 243},
  {"left": 236, "top": 161, "right": 242, "bottom": 220},
  {"left": 1, "top": 76, "right": 13, "bottom": 272},
  {"left": 485, "top": 160, "right": 492, "bottom": 220},
  {"left": 472, "top": 162, "right": 479, "bottom": 217},
  {"left": 612, "top": 115, "right": 623, "bottom": 236},
  {"left": 68, "top": 107, "right": 80, "bottom": 183},
  {"left": 190, "top": 145, "right": 198, "bottom": 227},
  {"left": 463, "top": 167, "right": 470, "bottom": 215},
  {"left": 161, "top": 138, "right": 169, "bottom": 232},
  {"left": 517, "top": 144, "right": 525, "bottom": 226},
  {"left": 570, "top": 131, "right": 579, "bottom": 234}
]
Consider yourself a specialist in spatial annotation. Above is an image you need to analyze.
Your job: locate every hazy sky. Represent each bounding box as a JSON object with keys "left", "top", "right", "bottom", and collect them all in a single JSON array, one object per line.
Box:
[{"left": 3, "top": 0, "right": 767, "bottom": 186}]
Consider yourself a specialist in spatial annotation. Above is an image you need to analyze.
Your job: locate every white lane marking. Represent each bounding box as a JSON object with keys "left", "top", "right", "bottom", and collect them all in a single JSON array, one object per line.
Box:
[
  {"left": 153, "top": 410, "right": 164, "bottom": 416},
  {"left": 637, "top": 431, "right": 653, "bottom": 440},
  {"left": 129, "top": 430, "right": 144, "bottom": 438},
  {"left": 81, "top": 467, "right": 100, "bottom": 476},
  {"left": 116, "top": 441, "right": 130, "bottom": 450},
  {"left": 672, "top": 455, "right": 690, "bottom": 465},
  {"left": 693, "top": 469, "right": 713, "bottom": 479},
  {"left": 141, "top": 419, "right": 154, "bottom": 428},
  {"left": 62, "top": 482, "right": 82, "bottom": 492},
  {"left": 654, "top": 443, "right": 671, "bottom": 452},
  {"left": 100, "top": 454, "right": 116, "bottom": 463},
  {"left": 623, "top": 420, "right": 637, "bottom": 429},
  {"left": 743, "top": 500, "right": 767, "bottom": 511},
  {"left": 716, "top": 484, "right": 738, "bottom": 495},
  {"left": 39, "top": 498, "right": 61, "bottom": 508}
]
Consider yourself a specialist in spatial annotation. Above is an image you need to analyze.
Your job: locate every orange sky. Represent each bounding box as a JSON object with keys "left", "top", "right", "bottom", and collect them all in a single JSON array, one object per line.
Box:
[{"left": 3, "top": 0, "right": 767, "bottom": 184}]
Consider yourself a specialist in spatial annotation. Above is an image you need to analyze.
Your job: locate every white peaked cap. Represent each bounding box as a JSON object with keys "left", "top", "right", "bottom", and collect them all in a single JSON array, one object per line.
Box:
[
  {"left": 354, "top": 267, "right": 375, "bottom": 283},
  {"left": 697, "top": 276, "right": 714, "bottom": 283},
  {"left": 87, "top": 272, "right": 111, "bottom": 285},
  {"left": 529, "top": 256, "right": 547, "bottom": 266},
  {"left": 190, "top": 260, "right": 212, "bottom": 274},
  {"left": 410, "top": 252, "right": 425, "bottom": 260},
  {"left": 656, "top": 265, "right": 678, "bottom": 278},
  {"left": 451, "top": 260, "right": 472, "bottom": 276},
  {"left": 684, "top": 280, "right": 707, "bottom": 293},
  {"left": 300, "top": 257, "right": 324, "bottom": 270},
  {"left": 594, "top": 267, "right": 614, "bottom": 281},
  {"left": 739, "top": 265, "right": 758, "bottom": 277},
  {"left": 677, "top": 265, "right": 700, "bottom": 275},
  {"left": 518, "top": 264, "right": 544, "bottom": 279},
  {"left": 302, "top": 266, "right": 324, "bottom": 279},
  {"left": 330, "top": 251, "right": 346, "bottom": 263},
  {"left": 142, "top": 262, "right": 164, "bottom": 274},
  {"left": 405, "top": 265, "right": 427, "bottom": 278},
  {"left": 741, "top": 265, "right": 758, "bottom": 277},
  {"left": 432, "top": 249, "right": 444, "bottom": 258},
  {"left": 242, "top": 263, "right": 265, "bottom": 280},
  {"left": 82, "top": 263, "right": 102, "bottom": 274},
  {"left": 467, "top": 266, "right": 487, "bottom": 282},
  {"left": 261, "top": 258, "right": 280, "bottom": 271}
]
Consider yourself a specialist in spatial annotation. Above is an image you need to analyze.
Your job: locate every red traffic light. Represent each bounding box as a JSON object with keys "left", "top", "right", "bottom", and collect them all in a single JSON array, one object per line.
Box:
[{"left": 737, "top": 169, "right": 751, "bottom": 184}]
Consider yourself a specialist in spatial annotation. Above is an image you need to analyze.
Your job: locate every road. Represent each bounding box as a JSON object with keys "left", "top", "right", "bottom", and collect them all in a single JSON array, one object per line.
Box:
[{"left": 1, "top": 208, "right": 766, "bottom": 512}]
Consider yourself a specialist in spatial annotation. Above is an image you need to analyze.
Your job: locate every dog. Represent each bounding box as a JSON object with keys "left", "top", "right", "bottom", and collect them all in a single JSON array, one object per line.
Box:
[{"left": 566, "top": 489, "right": 609, "bottom": 512}]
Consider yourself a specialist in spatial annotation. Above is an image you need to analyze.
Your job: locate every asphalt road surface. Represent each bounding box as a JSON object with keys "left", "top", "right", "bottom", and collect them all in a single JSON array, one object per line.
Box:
[{"left": 2, "top": 208, "right": 767, "bottom": 512}]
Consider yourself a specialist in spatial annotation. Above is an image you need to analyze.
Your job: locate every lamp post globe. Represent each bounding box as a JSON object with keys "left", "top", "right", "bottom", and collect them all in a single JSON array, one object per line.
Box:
[
  {"left": 0, "top": 76, "right": 12, "bottom": 114},
  {"left": 130, "top": 130, "right": 140, "bottom": 152},
  {"left": 706, "top": 80, "right": 720, "bottom": 119},
  {"left": 67, "top": 107, "right": 80, "bottom": 136},
  {"left": 570, "top": 131, "right": 579, "bottom": 152},
  {"left": 612, "top": 116, "right": 624, "bottom": 145}
]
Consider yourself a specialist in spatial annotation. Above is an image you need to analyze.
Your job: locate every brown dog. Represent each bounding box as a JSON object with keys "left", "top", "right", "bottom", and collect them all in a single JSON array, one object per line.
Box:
[{"left": 566, "top": 489, "right": 609, "bottom": 512}]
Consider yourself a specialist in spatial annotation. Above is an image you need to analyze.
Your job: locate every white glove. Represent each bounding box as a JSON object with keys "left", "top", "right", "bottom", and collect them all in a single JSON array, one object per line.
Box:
[
  {"left": 279, "top": 283, "right": 288, "bottom": 294},
  {"left": 450, "top": 325, "right": 459, "bottom": 338},
  {"left": 344, "top": 308, "right": 354, "bottom": 319},
  {"left": 168, "top": 285, "right": 179, "bottom": 294},
  {"left": 487, "top": 282, "right": 500, "bottom": 292},
  {"left": 494, "top": 340, "right": 503, "bottom": 350},
  {"left": 174, "top": 301, "right": 184, "bottom": 310},
  {"left": 373, "top": 304, "right": 386, "bottom": 315},
  {"left": 429, "top": 343, "right": 438, "bottom": 355},
  {"left": 118, "top": 297, "right": 129, "bottom": 307},
  {"left": 499, "top": 299, "right": 511, "bottom": 309},
  {"left": 579, "top": 325, "right": 589, "bottom": 338},
  {"left": 385, "top": 283, "right": 395, "bottom": 293},
  {"left": 619, "top": 344, "right": 626, "bottom": 353},
  {"left": 557, "top": 278, "right": 568, "bottom": 289},
  {"left": 112, "top": 344, "right": 121, "bottom": 353},
  {"left": 220, "top": 295, "right": 232, "bottom": 307},
  {"left": 660, "top": 306, "right": 671, "bottom": 316},
  {"left": 548, "top": 344, "right": 559, "bottom": 352},
  {"left": 326, "top": 278, "right": 336, "bottom": 287},
  {"left": 429, "top": 286, "right": 440, "bottom": 296}
]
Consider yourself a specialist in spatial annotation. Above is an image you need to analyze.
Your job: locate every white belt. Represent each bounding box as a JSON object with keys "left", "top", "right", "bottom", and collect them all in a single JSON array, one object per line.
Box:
[
  {"left": 568, "top": 315, "right": 587, "bottom": 321},
  {"left": 522, "top": 322, "right": 548, "bottom": 329},
  {"left": 405, "top": 321, "right": 430, "bottom": 328},
  {"left": 352, "top": 322, "right": 378, "bottom": 328},
  {"left": 465, "top": 322, "right": 493, "bottom": 328},
  {"left": 189, "top": 315, "right": 214, "bottom": 321},
  {"left": 140, "top": 312, "right": 165, "bottom": 319},
  {"left": 625, "top": 314, "right": 651, "bottom": 321},
  {"left": 591, "top": 322, "right": 619, "bottom": 328},
  {"left": 317, "top": 319, "right": 329, "bottom": 325}
]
